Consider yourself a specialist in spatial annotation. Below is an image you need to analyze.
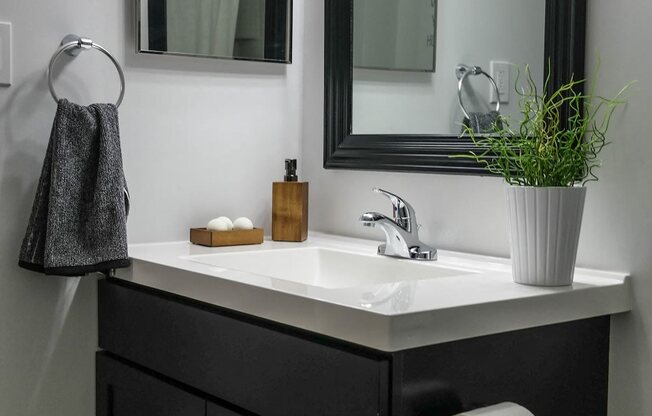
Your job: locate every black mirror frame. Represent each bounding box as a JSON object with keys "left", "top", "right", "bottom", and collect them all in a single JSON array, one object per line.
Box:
[{"left": 324, "top": 0, "right": 587, "bottom": 175}]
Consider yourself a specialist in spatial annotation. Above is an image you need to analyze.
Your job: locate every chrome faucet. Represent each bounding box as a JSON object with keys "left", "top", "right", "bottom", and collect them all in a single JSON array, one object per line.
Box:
[{"left": 360, "top": 188, "right": 437, "bottom": 261}]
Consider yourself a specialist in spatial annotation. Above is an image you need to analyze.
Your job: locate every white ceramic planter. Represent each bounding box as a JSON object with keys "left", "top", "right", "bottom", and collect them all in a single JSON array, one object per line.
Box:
[{"left": 505, "top": 186, "right": 586, "bottom": 286}]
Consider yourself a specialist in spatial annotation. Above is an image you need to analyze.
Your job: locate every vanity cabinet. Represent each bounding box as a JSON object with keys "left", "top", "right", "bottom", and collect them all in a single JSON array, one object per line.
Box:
[{"left": 98, "top": 278, "right": 611, "bottom": 416}]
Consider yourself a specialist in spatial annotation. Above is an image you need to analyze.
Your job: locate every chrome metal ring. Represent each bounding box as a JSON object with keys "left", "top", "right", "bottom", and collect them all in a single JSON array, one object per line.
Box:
[
  {"left": 47, "top": 37, "right": 126, "bottom": 108},
  {"left": 456, "top": 64, "right": 500, "bottom": 120}
]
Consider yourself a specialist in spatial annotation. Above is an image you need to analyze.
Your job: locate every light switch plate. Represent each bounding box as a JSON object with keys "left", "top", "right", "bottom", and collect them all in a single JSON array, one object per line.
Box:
[
  {"left": 0, "top": 22, "right": 12, "bottom": 86},
  {"left": 490, "top": 60, "right": 510, "bottom": 104}
]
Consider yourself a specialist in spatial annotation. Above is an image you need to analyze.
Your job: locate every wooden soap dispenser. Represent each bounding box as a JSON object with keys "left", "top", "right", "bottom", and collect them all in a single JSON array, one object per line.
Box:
[{"left": 272, "top": 159, "right": 309, "bottom": 242}]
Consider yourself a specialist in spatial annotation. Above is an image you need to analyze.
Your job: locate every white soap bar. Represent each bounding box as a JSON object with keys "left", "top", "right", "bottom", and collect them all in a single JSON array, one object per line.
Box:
[
  {"left": 233, "top": 217, "right": 254, "bottom": 230},
  {"left": 207, "top": 217, "right": 233, "bottom": 231}
]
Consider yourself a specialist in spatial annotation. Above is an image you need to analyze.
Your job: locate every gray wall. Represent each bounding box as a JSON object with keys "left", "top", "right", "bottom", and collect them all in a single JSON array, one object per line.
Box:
[
  {"left": 303, "top": 0, "right": 652, "bottom": 415},
  {"left": 0, "top": 1, "right": 303, "bottom": 415}
]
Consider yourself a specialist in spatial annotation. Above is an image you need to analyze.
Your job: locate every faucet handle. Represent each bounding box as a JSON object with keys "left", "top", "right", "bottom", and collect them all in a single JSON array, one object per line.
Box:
[{"left": 372, "top": 188, "right": 415, "bottom": 232}]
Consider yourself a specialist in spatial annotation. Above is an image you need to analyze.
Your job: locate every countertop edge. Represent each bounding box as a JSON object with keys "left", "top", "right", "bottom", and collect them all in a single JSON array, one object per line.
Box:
[{"left": 114, "top": 257, "right": 632, "bottom": 352}]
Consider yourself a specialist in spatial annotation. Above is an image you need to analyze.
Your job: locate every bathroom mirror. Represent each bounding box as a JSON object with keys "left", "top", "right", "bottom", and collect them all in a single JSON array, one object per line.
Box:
[
  {"left": 324, "top": 0, "right": 587, "bottom": 174},
  {"left": 137, "top": 0, "right": 292, "bottom": 63}
]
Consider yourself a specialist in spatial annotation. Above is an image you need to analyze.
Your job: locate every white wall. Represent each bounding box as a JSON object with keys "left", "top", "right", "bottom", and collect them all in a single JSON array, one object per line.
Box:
[
  {"left": 353, "top": 0, "right": 545, "bottom": 135},
  {"left": 0, "top": 1, "right": 303, "bottom": 415},
  {"left": 303, "top": 0, "right": 652, "bottom": 415}
]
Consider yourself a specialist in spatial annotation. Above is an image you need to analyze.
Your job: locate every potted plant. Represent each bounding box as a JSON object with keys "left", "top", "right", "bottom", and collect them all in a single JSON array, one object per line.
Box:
[{"left": 458, "top": 66, "right": 631, "bottom": 286}]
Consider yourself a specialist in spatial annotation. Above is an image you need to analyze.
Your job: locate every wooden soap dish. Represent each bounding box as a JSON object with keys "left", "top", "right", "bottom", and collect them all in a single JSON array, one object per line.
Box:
[{"left": 190, "top": 228, "right": 264, "bottom": 247}]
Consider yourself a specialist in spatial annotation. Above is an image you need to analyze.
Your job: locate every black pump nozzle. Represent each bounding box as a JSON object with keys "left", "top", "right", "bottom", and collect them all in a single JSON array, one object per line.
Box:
[{"left": 284, "top": 159, "right": 298, "bottom": 182}]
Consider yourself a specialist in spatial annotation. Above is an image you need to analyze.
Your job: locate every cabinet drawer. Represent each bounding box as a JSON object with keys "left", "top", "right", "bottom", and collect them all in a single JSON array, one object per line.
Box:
[
  {"left": 97, "top": 352, "right": 205, "bottom": 416},
  {"left": 99, "top": 279, "right": 387, "bottom": 416}
]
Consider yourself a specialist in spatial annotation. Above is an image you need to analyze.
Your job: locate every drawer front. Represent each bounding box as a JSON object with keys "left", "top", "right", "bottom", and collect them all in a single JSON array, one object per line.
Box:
[
  {"left": 99, "top": 280, "right": 385, "bottom": 416},
  {"left": 97, "top": 352, "right": 206, "bottom": 416}
]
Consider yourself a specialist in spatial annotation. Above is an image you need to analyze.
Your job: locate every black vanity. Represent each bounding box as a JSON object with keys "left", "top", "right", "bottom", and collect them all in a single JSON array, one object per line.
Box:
[{"left": 98, "top": 278, "right": 612, "bottom": 416}]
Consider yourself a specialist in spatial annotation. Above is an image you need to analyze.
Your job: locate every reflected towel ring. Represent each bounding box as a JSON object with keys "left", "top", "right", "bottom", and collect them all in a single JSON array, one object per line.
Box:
[
  {"left": 47, "top": 34, "right": 126, "bottom": 108},
  {"left": 455, "top": 64, "right": 500, "bottom": 120}
]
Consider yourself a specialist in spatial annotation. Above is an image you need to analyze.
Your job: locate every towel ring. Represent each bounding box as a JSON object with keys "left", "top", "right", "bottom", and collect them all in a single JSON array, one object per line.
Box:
[
  {"left": 455, "top": 64, "right": 500, "bottom": 120},
  {"left": 47, "top": 34, "right": 126, "bottom": 108}
]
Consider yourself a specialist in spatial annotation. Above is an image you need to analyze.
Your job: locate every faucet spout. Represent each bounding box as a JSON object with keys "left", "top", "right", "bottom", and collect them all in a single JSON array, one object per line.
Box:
[{"left": 359, "top": 212, "right": 389, "bottom": 227}]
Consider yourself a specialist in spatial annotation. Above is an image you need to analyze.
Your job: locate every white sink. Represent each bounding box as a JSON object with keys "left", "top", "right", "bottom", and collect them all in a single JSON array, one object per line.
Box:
[
  {"left": 184, "top": 247, "right": 475, "bottom": 289},
  {"left": 120, "top": 233, "right": 630, "bottom": 351}
]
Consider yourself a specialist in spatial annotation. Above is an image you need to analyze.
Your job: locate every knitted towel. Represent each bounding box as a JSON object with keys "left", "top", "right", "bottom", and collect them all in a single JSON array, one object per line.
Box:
[
  {"left": 461, "top": 111, "right": 503, "bottom": 134},
  {"left": 19, "top": 99, "right": 130, "bottom": 276}
]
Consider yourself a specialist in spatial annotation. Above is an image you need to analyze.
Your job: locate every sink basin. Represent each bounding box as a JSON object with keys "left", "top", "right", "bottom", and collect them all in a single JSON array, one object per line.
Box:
[{"left": 184, "top": 247, "right": 475, "bottom": 289}]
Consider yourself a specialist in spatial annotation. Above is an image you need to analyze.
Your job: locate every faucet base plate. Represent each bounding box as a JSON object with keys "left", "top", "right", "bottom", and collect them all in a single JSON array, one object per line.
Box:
[{"left": 377, "top": 244, "right": 438, "bottom": 261}]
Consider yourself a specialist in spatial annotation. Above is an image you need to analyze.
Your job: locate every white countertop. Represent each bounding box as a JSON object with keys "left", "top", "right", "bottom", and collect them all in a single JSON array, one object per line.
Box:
[{"left": 114, "top": 232, "right": 631, "bottom": 351}]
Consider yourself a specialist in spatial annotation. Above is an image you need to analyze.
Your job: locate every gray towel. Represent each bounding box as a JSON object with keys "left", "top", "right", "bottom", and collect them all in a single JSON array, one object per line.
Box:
[
  {"left": 461, "top": 111, "right": 503, "bottom": 134},
  {"left": 19, "top": 99, "right": 130, "bottom": 276}
]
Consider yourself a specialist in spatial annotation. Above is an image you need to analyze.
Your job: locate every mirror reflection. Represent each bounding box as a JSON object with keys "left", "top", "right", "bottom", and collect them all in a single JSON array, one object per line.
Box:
[
  {"left": 138, "top": 0, "right": 292, "bottom": 63},
  {"left": 352, "top": 0, "right": 545, "bottom": 135},
  {"left": 353, "top": 0, "right": 437, "bottom": 72}
]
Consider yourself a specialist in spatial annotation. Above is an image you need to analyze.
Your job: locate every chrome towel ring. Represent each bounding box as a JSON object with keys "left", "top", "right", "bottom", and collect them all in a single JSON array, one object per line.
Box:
[
  {"left": 47, "top": 34, "right": 126, "bottom": 108},
  {"left": 455, "top": 64, "right": 500, "bottom": 120}
]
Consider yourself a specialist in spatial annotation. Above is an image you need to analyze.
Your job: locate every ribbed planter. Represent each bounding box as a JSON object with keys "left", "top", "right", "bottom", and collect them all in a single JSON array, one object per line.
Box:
[{"left": 505, "top": 186, "right": 586, "bottom": 286}]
